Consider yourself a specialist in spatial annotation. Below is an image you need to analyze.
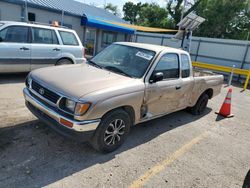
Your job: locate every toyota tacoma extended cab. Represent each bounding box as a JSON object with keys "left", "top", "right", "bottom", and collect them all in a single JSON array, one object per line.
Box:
[{"left": 23, "top": 42, "right": 223, "bottom": 152}]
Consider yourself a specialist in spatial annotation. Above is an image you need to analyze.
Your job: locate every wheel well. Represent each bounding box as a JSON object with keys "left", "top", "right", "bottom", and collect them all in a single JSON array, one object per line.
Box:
[
  {"left": 102, "top": 106, "right": 135, "bottom": 125},
  {"left": 204, "top": 88, "right": 213, "bottom": 99},
  {"left": 56, "top": 57, "right": 74, "bottom": 65}
]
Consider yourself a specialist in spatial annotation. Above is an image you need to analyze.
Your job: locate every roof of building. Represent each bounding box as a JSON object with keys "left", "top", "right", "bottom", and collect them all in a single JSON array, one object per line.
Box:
[
  {"left": 4, "top": 0, "right": 127, "bottom": 23},
  {"left": 2, "top": 0, "right": 178, "bottom": 34}
]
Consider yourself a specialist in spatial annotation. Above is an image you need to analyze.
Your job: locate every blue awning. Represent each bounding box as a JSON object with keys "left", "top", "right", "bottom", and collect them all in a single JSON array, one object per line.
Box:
[{"left": 81, "top": 17, "right": 135, "bottom": 34}]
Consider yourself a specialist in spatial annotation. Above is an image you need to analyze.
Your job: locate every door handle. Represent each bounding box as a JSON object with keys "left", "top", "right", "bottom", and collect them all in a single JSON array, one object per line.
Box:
[
  {"left": 176, "top": 85, "right": 181, "bottom": 90},
  {"left": 20, "top": 47, "right": 29, "bottom": 51},
  {"left": 53, "top": 48, "right": 61, "bottom": 51}
]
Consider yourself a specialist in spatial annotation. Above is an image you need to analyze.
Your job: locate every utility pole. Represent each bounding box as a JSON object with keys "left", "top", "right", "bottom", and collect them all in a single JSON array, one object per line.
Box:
[
  {"left": 179, "top": 0, "right": 188, "bottom": 30},
  {"left": 61, "top": 10, "right": 64, "bottom": 26},
  {"left": 25, "top": 0, "right": 28, "bottom": 22}
]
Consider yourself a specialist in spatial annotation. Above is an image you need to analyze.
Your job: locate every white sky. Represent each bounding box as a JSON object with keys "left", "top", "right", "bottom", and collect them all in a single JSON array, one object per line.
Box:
[{"left": 75, "top": 0, "right": 168, "bottom": 16}]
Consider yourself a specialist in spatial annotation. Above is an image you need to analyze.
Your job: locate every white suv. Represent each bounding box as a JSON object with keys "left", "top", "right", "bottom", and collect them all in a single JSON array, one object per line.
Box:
[{"left": 0, "top": 21, "right": 86, "bottom": 73}]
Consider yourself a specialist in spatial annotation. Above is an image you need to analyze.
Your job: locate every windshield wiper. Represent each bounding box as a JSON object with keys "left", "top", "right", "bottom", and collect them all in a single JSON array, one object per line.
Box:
[
  {"left": 105, "top": 66, "right": 132, "bottom": 78},
  {"left": 88, "top": 60, "right": 103, "bottom": 69}
]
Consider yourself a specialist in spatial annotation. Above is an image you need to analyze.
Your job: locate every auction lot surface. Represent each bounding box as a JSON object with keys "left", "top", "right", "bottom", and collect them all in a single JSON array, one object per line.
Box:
[{"left": 0, "top": 74, "right": 249, "bottom": 188}]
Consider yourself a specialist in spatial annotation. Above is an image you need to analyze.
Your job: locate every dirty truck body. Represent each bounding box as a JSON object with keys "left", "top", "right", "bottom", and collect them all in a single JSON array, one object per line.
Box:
[{"left": 23, "top": 42, "right": 223, "bottom": 152}]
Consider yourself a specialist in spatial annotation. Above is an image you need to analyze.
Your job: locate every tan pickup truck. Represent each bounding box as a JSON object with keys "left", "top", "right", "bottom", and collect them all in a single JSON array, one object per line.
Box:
[{"left": 23, "top": 42, "right": 223, "bottom": 152}]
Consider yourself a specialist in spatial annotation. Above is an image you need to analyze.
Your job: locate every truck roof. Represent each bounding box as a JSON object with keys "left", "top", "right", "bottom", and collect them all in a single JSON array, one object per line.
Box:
[{"left": 115, "top": 42, "right": 188, "bottom": 54}]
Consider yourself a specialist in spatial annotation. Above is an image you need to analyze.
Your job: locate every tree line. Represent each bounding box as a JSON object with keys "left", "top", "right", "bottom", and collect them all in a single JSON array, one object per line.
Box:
[{"left": 105, "top": 0, "right": 250, "bottom": 40}]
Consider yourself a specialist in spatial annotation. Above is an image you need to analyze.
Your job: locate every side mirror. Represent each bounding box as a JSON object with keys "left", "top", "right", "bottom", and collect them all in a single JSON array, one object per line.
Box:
[
  {"left": 150, "top": 72, "right": 164, "bottom": 83},
  {"left": 0, "top": 37, "right": 3, "bottom": 42}
]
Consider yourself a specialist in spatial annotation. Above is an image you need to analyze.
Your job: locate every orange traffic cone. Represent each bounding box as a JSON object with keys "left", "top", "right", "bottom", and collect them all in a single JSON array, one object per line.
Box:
[{"left": 215, "top": 88, "right": 234, "bottom": 118}]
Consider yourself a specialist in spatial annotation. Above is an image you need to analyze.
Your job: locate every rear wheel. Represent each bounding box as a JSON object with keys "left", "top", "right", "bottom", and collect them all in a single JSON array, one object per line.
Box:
[
  {"left": 188, "top": 93, "right": 209, "bottom": 115},
  {"left": 91, "top": 109, "right": 131, "bottom": 153},
  {"left": 56, "top": 59, "right": 72, "bottom": 65}
]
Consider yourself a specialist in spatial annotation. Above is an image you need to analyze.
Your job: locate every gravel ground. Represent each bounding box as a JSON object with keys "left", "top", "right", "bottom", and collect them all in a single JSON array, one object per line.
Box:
[{"left": 0, "top": 74, "right": 249, "bottom": 188}]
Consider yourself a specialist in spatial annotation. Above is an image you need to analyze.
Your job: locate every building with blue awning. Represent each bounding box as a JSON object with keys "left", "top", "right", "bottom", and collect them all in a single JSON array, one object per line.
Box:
[
  {"left": 81, "top": 16, "right": 135, "bottom": 35},
  {"left": 0, "top": 0, "right": 177, "bottom": 56}
]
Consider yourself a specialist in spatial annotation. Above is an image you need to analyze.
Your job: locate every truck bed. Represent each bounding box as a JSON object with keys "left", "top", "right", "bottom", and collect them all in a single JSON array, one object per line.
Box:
[{"left": 193, "top": 67, "right": 217, "bottom": 77}]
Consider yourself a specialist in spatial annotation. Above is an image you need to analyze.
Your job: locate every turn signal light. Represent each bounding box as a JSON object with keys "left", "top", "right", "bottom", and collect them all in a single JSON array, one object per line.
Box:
[
  {"left": 75, "top": 103, "right": 90, "bottom": 116},
  {"left": 59, "top": 118, "right": 73, "bottom": 128}
]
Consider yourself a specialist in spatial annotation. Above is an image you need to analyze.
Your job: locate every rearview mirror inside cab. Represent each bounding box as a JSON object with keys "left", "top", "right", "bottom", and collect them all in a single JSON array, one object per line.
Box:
[{"left": 149, "top": 72, "right": 164, "bottom": 83}]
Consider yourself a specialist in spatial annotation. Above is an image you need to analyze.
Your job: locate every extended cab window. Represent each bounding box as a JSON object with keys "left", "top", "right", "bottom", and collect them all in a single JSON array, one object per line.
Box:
[
  {"left": 32, "top": 27, "right": 58, "bottom": 44},
  {"left": 153, "top": 53, "right": 180, "bottom": 79},
  {"left": 181, "top": 54, "right": 191, "bottom": 78},
  {"left": 59, "top": 31, "right": 79, "bottom": 45},
  {"left": 0, "top": 26, "right": 28, "bottom": 43}
]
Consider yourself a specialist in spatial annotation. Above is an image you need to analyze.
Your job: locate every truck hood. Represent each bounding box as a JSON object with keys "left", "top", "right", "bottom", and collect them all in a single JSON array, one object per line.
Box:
[{"left": 30, "top": 64, "right": 138, "bottom": 100}]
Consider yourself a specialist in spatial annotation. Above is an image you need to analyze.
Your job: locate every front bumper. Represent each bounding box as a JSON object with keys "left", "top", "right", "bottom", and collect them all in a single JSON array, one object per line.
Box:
[{"left": 23, "top": 88, "right": 100, "bottom": 140}]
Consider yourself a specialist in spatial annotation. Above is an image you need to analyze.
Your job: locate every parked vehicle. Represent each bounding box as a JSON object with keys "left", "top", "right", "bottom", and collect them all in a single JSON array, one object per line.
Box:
[
  {"left": 23, "top": 42, "right": 223, "bottom": 152},
  {"left": 0, "top": 21, "right": 86, "bottom": 73}
]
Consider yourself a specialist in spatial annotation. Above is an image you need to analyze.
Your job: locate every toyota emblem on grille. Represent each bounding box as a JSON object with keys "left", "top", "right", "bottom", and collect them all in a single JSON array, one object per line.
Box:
[{"left": 39, "top": 88, "right": 45, "bottom": 95}]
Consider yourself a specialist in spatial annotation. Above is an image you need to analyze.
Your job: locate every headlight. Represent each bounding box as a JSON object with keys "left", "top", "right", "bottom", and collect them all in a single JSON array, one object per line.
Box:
[
  {"left": 63, "top": 99, "right": 90, "bottom": 115},
  {"left": 75, "top": 103, "right": 91, "bottom": 116},
  {"left": 65, "top": 99, "right": 76, "bottom": 112},
  {"left": 25, "top": 74, "right": 32, "bottom": 88}
]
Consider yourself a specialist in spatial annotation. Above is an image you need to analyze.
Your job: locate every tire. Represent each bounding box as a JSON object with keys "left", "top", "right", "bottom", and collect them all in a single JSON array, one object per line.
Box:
[
  {"left": 91, "top": 109, "right": 131, "bottom": 153},
  {"left": 56, "top": 59, "right": 72, "bottom": 66},
  {"left": 188, "top": 93, "right": 209, "bottom": 115}
]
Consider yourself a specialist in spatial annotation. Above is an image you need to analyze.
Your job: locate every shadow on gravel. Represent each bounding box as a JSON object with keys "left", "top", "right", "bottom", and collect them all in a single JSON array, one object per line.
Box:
[
  {"left": 0, "top": 108, "right": 212, "bottom": 188},
  {"left": 243, "top": 170, "right": 250, "bottom": 188},
  {"left": 0, "top": 73, "right": 27, "bottom": 84}
]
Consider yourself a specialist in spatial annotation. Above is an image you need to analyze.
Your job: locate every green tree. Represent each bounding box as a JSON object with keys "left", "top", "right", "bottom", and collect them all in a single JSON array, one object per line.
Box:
[
  {"left": 195, "top": 0, "right": 250, "bottom": 40},
  {"left": 123, "top": 2, "right": 142, "bottom": 24},
  {"left": 105, "top": 3, "right": 119, "bottom": 16},
  {"left": 167, "top": 0, "right": 202, "bottom": 27},
  {"left": 138, "top": 3, "right": 172, "bottom": 28}
]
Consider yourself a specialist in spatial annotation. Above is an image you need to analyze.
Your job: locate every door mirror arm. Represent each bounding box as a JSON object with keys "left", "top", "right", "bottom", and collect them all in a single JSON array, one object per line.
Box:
[{"left": 149, "top": 72, "right": 164, "bottom": 83}]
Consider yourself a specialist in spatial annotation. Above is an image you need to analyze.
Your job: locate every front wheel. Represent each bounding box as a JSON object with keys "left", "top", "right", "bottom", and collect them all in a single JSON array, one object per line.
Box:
[{"left": 91, "top": 109, "right": 131, "bottom": 153}]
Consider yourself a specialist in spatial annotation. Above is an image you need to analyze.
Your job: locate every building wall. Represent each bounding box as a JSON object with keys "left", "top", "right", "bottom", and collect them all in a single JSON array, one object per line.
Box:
[
  {"left": 117, "top": 33, "right": 125, "bottom": 42},
  {"left": 0, "top": 1, "right": 22, "bottom": 21},
  {"left": 0, "top": 1, "right": 129, "bottom": 54},
  {"left": 27, "top": 7, "right": 84, "bottom": 41},
  {"left": 96, "top": 29, "right": 102, "bottom": 53},
  {"left": 0, "top": 2, "right": 84, "bottom": 41},
  {"left": 95, "top": 30, "right": 127, "bottom": 54}
]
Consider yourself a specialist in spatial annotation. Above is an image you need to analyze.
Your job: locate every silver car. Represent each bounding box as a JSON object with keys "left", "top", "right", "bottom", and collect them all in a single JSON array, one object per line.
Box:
[{"left": 0, "top": 21, "right": 86, "bottom": 73}]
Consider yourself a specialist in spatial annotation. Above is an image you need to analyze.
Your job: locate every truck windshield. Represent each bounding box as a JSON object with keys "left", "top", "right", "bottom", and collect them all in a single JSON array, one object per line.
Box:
[{"left": 90, "top": 44, "right": 156, "bottom": 78}]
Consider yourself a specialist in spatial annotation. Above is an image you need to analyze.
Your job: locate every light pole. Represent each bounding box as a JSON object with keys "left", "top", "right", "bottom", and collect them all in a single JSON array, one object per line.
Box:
[
  {"left": 25, "top": 0, "right": 28, "bottom": 22},
  {"left": 179, "top": 0, "right": 188, "bottom": 30}
]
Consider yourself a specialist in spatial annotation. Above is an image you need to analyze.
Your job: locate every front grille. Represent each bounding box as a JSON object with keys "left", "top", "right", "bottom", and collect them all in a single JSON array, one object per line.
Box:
[{"left": 31, "top": 80, "right": 60, "bottom": 104}]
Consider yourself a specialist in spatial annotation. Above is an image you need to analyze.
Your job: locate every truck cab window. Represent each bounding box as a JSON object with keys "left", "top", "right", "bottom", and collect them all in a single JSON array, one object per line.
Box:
[
  {"left": 153, "top": 53, "right": 180, "bottom": 79},
  {"left": 181, "top": 54, "right": 191, "bottom": 78}
]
